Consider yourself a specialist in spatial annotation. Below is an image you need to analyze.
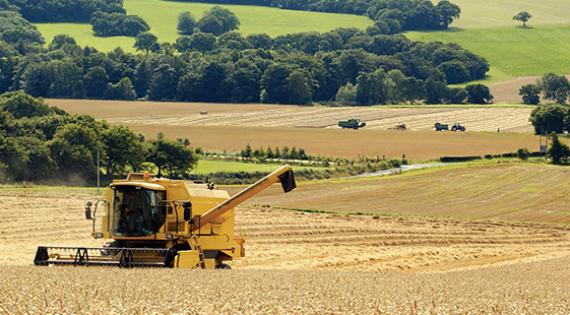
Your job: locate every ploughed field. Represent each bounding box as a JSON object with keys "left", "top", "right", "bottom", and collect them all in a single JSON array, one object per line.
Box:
[
  {"left": 48, "top": 99, "right": 539, "bottom": 160},
  {"left": 2, "top": 163, "right": 570, "bottom": 313}
]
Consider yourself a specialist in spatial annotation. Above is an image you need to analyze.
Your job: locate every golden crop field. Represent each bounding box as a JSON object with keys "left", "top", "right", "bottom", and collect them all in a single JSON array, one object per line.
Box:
[
  {"left": 3, "top": 258, "right": 570, "bottom": 314},
  {"left": 47, "top": 99, "right": 541, "bottom": 160},
  {"left": 247, "top": 162, "right": 570, "bottom": 224},
  {"left": 2, "top": 162, "right": 570, "bottom": 314},
  {"left": 49, "top": 99, "right": 534, "bottom": 132}
]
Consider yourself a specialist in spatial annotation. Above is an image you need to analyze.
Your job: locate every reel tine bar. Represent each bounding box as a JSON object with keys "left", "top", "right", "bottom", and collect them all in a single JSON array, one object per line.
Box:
[{"left": 34, "top": 246, "right": 172, "bottom": 268}]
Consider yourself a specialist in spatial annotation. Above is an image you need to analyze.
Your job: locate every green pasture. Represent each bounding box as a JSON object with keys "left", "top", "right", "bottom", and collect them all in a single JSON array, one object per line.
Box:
[
  {"left": 35, "top": 23, "right": 136, "bottom": 52},
  {"left": 34, "top": 0, "right": 372, "bottom": 52},
  {"left": 126, "top": 0, "right": 372, "bottom": 41},
  {"left": 445, "top": 0, "right": 570, "bottom": 29},
  {"left": 408, "top": 0, "right": 570, "bottom": 83},
  {"left": 408, "top": 25, "right": 570, "bottom": 83}
]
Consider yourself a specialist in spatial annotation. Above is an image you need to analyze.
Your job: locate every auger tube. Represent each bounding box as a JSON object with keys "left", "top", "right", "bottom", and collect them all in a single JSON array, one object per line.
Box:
[{"left": 194, "top": 165, "right": 296, "bottom": 230}]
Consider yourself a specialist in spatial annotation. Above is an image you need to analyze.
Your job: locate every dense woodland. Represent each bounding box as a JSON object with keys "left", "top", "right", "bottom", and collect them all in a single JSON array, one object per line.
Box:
[
  {"left": 0, "top": 0, "right": 491, "bottom": 106},
  {"left": 0, "top": 4, "right": 489, "bottom": 105},
  {"left": 0, "top": 0, "right": 148, "bottom": 37},
  {"left": 0, "top": 91, "right": 198, "bottom": 183}
]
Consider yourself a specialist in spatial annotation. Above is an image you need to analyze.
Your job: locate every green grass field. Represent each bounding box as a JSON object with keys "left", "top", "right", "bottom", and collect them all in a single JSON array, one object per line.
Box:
[
  {"left": 193, "top": 160, "right": 318, "bottom": 174},
  {"left": 408, "top": 25, "right": 570, "bottom": 82},
  {"left": 408, "top": 0, "right": 570, "bottom": 83},
  {"left": 446, "top": 0, "right": 570, "bottom": 28},
  {"left": 36, "top": 24, "right": 136, "bottom": 52},
  {"left": 34, "top": 0, "right": 372, "bottom": 52},
  {"left": 126, "top": 0, "right": 372, "bottom": 42}
]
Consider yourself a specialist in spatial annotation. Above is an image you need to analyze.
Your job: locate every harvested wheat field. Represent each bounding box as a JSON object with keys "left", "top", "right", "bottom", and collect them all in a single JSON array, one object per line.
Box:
[
  {"left": 46, "top": 99, "right": 541, "bottom": 159},
  {"left": 2, "top": 163, "right": 570, "bottom": 314},
  {"left": 48, "top": 99, "right": 534, "bottom": 132},
  {"left": 131, "top": 125, "right": 541, "bottom": 160},
  {"left": 247, "top": 162, "right": 570, "bottom": 224}
]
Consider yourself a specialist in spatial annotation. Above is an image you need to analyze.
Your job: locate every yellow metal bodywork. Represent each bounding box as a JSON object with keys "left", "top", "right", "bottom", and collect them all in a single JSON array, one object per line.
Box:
[
  {"left": 91, "top": 165, "right": 294, "bottom": 269},
  {"left": 173, "top": 251, "right": 201, "bottom": 269}
]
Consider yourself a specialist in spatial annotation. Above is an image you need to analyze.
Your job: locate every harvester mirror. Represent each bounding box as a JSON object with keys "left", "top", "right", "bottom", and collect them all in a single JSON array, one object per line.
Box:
[
  {"left": 183, "top": 202, "right": 192, "bottom": 221},
  {"left": 84, "top": 201, "right": 93, "bottom": 220},
  {"left": 278, "top": 170, "right": 296, "bottom": 193}
]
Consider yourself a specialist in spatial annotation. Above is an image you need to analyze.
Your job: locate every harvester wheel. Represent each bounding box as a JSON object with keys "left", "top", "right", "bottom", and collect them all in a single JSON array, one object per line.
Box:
[{"left": 216, "top": 263, "right": 231, "bottom": 270}]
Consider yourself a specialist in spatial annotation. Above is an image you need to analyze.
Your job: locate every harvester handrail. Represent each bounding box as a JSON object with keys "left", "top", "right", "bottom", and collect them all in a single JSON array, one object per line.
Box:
[
  {"left": 91, "top": 199, "right": 109, "bottom": 235},
  {"left": 194, "top": 165, "right": 295, "bottom": 230}
]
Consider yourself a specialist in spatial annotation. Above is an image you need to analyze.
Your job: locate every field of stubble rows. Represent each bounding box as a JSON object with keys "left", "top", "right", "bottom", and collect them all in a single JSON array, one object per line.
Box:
[{"left": 1, "top": 179, "right": 569, "bottom": 314}]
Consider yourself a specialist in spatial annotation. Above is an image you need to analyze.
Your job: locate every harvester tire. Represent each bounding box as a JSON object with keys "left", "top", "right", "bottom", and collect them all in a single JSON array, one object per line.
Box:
[{"left": 216, "top": 263, "right": 231, "bottom": 270}]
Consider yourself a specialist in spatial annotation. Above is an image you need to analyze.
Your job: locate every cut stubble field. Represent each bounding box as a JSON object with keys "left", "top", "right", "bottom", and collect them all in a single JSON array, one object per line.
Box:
[
  {"left": 245, "top": 163, "right": 570, "bottom": 224},
  {"left": 48, "top": 99, "right": 538, "bottom": 160},
  {"left": 2, "top": 162, "right": 570, "bottom": 313}
]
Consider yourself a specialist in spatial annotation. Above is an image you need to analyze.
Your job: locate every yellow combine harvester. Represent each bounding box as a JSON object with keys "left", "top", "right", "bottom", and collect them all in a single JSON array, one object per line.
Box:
[{"left": 34, "top": 165, "right": 296, "bottom": 269}]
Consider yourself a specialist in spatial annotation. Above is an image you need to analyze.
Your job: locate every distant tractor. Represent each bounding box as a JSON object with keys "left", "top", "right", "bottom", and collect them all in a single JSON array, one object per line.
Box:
[
  {"left": 434, "top": 122, "right": 449, "bottom": 131},
  {"left": 451, "top": 123, "right": 466, "bottom": 132},
  {"left": 389, "top": 123, "right": 407, "bottom": 131},
  {"left": 339, "top": 118, "right": 366, "bottom": 129}
]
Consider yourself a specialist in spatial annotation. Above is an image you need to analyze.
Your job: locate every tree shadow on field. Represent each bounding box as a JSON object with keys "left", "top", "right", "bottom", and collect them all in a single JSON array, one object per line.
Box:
[
  {"left": 514, "top": 25, "right": 536, "bottom": 30},
  {"left": 409, "top": 27, "right": 466, "bottom": 35}
]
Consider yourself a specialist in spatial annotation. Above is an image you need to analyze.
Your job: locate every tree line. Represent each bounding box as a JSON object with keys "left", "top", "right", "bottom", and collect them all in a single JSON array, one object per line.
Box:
[
  {"left": 240, "top": 144, "right": 309, "bottom": 161},
  {"left": 1, "top": 0, "right": 149, "bottom": 38},
  {"left": 520, "top": 73, "right": 570, "bottom": 106},
  {"left": 523, "top": 73, "right": 570, "bottom": 135},
  {"left": 174, "top": 0, "right": 461, "bottom": 32},
  {"left": 0, "top": 6, "right": 490, "bottom": 106},
  {"left": 0, "top": 91, "right": 198, "bottom": 184}
]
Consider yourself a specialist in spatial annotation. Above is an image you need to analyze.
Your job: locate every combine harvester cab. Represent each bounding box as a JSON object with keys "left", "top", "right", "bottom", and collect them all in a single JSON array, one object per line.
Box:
[{"left": 34, "top": 166, "right": 296, "bottom": 269}]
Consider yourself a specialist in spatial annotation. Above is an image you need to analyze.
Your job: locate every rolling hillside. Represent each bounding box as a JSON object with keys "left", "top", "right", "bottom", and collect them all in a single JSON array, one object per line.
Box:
[
  {"left": 409, "top": 0, "right": 570, "bottom": 84},
  {"left": 35, "top": 0, "right": 372, "bottom": 52},
  {"left": 249, "top": 162, "right": 570, "bottom": 224}
]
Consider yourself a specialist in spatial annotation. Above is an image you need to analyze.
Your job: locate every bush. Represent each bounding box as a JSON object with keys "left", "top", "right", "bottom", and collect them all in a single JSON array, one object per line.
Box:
[
  {"left": 104, "top": 78, "right": 137, "bottom": 100},
  {"left": 539, "top": 73, "right": 570, "bottom": 104},
  {"left": 335, "top": 83, "right": 357, "bottom": 105},
  {"left": 91, "top": 12, "right": 149, "bottom": 37},
  {"left": 445, "top": 87, "right": 467, "bottom": 104},
  {"left": 177, "top": 11, "right": 196, "bottom": 35},
  {"left": 529, "top": 104, "right": 567, "bottom": 134},
  {"left": 197, "top": 6, "right": 240, "bottom": 35},
  {"left": 466, "top": 84, "right": 493, "bottom": 104},
  {"left": 438, "top": 61, "right": 470, "bottom": 84},
  {"left": 519, "top": 84, "right": 540, "bottom": 105},
  {"left": 439, "top": 156, "right": 482, "bottom": 163},
  {"left": 517, "top": 148, "right": 530, "bottom": 160}
]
